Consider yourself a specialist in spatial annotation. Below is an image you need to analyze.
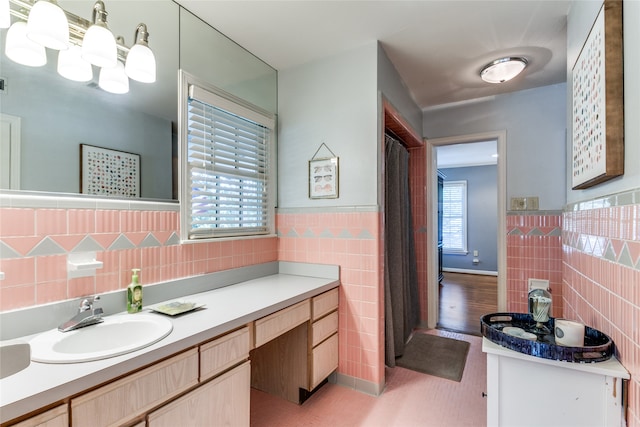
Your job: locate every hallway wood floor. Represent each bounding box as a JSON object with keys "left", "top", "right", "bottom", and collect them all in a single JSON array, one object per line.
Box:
[
  {"left": 438, "top": 272, "right": 498, "bottom": 336},
  {"left": 251, "top": 329, "right": 487, "bottom": 427}
]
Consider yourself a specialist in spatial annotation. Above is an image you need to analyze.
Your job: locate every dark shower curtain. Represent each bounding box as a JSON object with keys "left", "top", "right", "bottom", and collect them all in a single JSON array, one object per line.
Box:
[{"left": 384, "top": 134, "right": 420, "bottom": 367}]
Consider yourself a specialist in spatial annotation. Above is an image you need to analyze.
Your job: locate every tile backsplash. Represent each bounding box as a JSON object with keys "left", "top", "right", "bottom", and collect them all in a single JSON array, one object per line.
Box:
[
  {"left": 0, "top": 197, "right": 277, "bottom": 311},
  {"left": 506, "top": 211, "right": 563, "bottom": 315},
  {"left": 562, "top": 190, "right": 639, "bottom": 427}
]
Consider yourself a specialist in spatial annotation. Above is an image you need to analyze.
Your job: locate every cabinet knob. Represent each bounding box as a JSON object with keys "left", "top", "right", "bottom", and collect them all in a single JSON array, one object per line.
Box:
[{"left": 482, "top": 392, "right": 488, "bottom": 398}]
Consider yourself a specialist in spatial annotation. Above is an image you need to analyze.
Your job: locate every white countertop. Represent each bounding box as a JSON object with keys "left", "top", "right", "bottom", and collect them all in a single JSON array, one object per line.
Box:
[
  {"left": 482, "top": 338, "right": 630, "bottom": 379},
  {"left": 0, "top": 273, "right": 338, "bottom": 424}
]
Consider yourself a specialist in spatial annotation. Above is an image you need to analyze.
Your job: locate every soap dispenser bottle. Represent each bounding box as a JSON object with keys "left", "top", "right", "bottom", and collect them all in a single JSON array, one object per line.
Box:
[{"left": 127, "top": 268, "right": 143, "bottom": 313}]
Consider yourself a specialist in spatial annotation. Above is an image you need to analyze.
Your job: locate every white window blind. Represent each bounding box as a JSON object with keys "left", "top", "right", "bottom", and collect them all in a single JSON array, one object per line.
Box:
[
  {"left": 186, "top": 84, "right": 273, "bottom": 239},
  {"left": 442, "top": 180, "right": 467, "bottom": 253}
]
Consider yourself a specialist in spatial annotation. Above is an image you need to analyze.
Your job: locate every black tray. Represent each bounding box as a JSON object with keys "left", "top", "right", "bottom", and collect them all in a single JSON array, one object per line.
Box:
[{"left": 481, "top": 313, "right": 613, "bottom": 363}]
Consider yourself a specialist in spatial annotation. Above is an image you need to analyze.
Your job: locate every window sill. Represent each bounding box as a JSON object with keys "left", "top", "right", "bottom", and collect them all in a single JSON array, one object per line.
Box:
[{"left": 443, "top": 250, "right": 468, "bottom": 256}]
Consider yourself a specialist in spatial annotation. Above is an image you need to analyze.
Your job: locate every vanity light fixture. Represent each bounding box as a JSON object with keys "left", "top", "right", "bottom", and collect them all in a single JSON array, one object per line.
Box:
[
  {"left": 81, "top": 0, "right": 117, "bottom": 68},
  {"left": 58, "top": 44, "right": 93, "bottom": 82},
  {"left": 480, "top": 57, "right": 528, "bottom": 84},
  {"left": 124, "top": 23, "right": 156, "bottom": 83},
  {"left": 99, "top": 59, "right": 129, "bottom": 94},
  {"left": 3, "top": 0, "right": 156, "bottom": 93},
  {"left": 25, "top": 0, "right": 68, "bottom": 50},
  {"left": 4, "top": 20, "right": 46, "bottom": 66}
]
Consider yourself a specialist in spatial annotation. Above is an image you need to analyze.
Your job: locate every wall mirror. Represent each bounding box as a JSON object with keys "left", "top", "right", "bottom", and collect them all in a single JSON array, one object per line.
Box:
[
  {"left": 0, "top": 1, "right": 179, "bottom": 201},
  {"left": 0, "top": 1, "right": 277, "bottom": 204}
]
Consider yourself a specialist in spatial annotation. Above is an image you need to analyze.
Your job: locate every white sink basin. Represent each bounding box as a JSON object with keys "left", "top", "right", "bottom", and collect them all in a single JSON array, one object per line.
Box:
[
  {"left": 30, "top": 314, "right": 173, "bottom": 363},
  {"left": 0, "top": 341, "right": 30, "bottom": 378}
]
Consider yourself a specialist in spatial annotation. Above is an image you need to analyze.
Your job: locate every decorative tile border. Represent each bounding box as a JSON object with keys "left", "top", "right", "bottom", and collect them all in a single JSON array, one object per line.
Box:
[
  {"left": 1, "top": 229, "right": 181, "bottom": 260},
  {"left": 563, "top": 189, "right": 640, "bottom": 270},
  {"left": 507, "top": 227, "right": 562, "bottom": 237}
]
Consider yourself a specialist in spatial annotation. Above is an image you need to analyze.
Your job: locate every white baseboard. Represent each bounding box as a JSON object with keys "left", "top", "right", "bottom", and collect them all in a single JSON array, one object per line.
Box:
[{"left": 443, "top": 267, "right": 498, "bottom": 276}]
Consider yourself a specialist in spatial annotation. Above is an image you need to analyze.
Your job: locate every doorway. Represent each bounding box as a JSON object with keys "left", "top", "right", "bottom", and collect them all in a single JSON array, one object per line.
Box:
[
  {"left": 425, "top": 131, "right": 507, "bottom": 331},
  {"left": 436, "top": 140, "right": 498, "bottom": 335}
]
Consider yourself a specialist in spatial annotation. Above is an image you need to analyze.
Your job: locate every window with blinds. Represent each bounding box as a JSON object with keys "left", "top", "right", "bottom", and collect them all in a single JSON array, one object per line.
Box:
[
  {"left": 442, "top": 180, "right": 467, "bottom": 253},
  {"left": 183, "top": 83, "right": 275, "bottom": 239}
]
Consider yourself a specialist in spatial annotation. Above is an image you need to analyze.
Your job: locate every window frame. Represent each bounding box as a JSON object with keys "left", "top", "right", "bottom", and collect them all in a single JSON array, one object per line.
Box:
[
  {"left": 442, "top": 179, "right": 468, "bottom": 255},
  {"left": 178, "top": 71, "right": 277, "bottom": 242}
]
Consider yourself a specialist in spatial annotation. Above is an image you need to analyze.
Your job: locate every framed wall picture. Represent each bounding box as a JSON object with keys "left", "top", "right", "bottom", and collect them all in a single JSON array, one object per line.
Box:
[
  {"left": 571, "top": 0, "right": 624, "bottom": 189},
  {"left": 309, "top": 157, "right": 339, "bottom": 199},
  {"left": 80, "top": 144, "right": 140, "bottom": 198}
]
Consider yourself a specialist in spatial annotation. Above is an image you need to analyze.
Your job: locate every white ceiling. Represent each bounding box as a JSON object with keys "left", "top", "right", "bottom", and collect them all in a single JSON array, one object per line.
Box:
[{"left": 176, "top": 0, "right": 572, "bottom": 110}]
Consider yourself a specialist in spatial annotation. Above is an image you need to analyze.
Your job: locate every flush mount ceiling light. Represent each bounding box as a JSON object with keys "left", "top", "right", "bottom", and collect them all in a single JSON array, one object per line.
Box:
[{"left": 480, "top": 57, "right": 528, "bottom": 84}]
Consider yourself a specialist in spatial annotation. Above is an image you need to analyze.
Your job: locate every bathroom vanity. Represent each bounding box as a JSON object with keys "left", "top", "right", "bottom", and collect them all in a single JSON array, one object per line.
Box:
[
  {"left": 0, "top": 263, "right": 339, "bottom": 426},
  {"left": 483, "top": 338, "right": 629, "bottom": 427}
]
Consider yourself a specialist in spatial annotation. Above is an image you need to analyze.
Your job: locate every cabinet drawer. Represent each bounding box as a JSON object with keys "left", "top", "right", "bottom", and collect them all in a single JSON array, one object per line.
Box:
[
  {"left": 148, "top": 361, "right": 250, "bottom": 427},
  {"left": 255, "top": 300, "right": 310, "bottom": 348},
  {"left": 11, "top": 404, "right": 67, "bottom": 427},
  {"left": 312, "top": 311, "right": 338, "bottom": 347},
  {"left": 200, "top": 326, "right": 250, "bottom": 381},
  {"left": 310, "top": 333, "right": 338, "bottom": 390},
  {"left": 312, "top": 288, "right": 338, "bottom": 320},
  {"left": 71, "top": 348, "right": 199, "bottom": 427}
]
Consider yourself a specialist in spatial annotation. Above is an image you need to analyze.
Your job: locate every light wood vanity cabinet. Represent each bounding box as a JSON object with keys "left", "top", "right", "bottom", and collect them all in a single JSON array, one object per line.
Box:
[
  {"left": 254, "top": 300, "right": 310, "bottom": 347},
  {"left": 8, "top": 286, "right": 339, "bottom": 427},
  {"left": 71, "top": 349, "right": 199, "bottom": 427},
  {"left": 250, "top": 288, "right": 339, "bottom": 403},
  {"left": 312, "top": 287, "right": 339, "bottom": 320},
  {"left": 200, "top": 326, "right": 251, "bottom": 381},
  {"left": 11, "top": 404, "right": 67, "bottom": 427},
  {"left": 148, "top": 361, "right": 251, "bottom": 427},
  {"left": 71, "top": 327, "right": 252, "bottom": 427},
  {"left": 309, "top": 288, "right": 339, "bottom": 390}
]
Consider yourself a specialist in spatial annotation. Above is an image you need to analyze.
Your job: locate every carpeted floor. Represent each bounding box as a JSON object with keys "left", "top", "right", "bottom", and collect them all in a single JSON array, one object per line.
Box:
[{"left": 395, "top": 331, "right": 470, "bottom": 382}]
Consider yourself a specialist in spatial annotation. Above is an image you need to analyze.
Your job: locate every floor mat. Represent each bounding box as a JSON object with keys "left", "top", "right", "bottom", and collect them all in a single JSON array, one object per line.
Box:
[{"left": 395, "top": 332, "right": 470, "bottom": 382}]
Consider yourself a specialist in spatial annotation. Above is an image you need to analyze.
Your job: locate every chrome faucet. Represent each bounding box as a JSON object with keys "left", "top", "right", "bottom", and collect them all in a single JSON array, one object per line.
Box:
[{"left": 58, "top": 295, "right": 104, "bottom": 332}]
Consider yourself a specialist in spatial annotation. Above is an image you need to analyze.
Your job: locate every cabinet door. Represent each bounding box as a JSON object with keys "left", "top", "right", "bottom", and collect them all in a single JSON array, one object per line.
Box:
[
  {"left": 254, "top": 300, "right": 310, "bottom": 347},
  {"left": 11, "top": 405, "right": 67, "bottom": 427},
  {"left": 487, "top": 352, "right": 624, "bottom": 427},
  {"left": 200, "top": 326, "right": 250, "bottom": 381},
  {"left": 148, "top": 361, "right": 251, "bottom": 427},
  {"left": 71, "top": 349, "right": 199, "bottom": 427},
  {"left": 312, "top": 311, "right": 338, "bottom": 347},
  {"left": 312, "top": 288, "right": 339, "bottom": 320},
  {"left": 310, "top": 333, "right": 338, "bottom": 389}
]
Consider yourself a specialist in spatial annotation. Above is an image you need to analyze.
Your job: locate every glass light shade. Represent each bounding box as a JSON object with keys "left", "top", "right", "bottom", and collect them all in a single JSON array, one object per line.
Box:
[
  {"left": 0, "top": 0, "right": 10, "bottom": 29},
  {"left": 5, "top": 22, "right": 47, "bottom": 67},
  {"left": 480, "top": 57, "right": 527, "bottom": 84},
  {"left": 57, "top": 45, "right": 93, "bottom": 82},
  {"left": 99, "top": 61, "right": 129, "bottom": 94},
  {"left": 81, "top": 24, "right": 117, "bottom": 68},
  {"left": 26, "top": 0, "right": 69, "bottom": 50},
  {"left": 125, "top": 44, "right": 156, "bottom": 83}
]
